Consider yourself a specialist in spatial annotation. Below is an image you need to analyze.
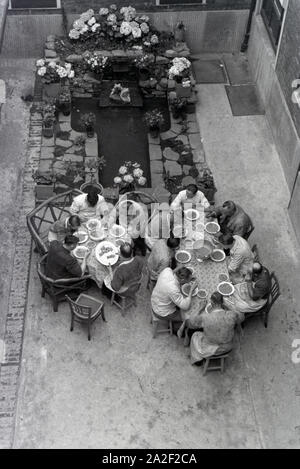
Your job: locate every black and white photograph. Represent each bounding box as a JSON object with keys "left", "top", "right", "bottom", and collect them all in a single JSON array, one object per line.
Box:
[{"left": 0, "top": 0, "right": 299, "bottom": 452}]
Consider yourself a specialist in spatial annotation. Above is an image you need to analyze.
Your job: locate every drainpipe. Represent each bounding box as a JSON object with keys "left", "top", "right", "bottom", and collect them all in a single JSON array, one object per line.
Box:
[{"left": 241, "top": 0, "right": 257, "bottom": 52}]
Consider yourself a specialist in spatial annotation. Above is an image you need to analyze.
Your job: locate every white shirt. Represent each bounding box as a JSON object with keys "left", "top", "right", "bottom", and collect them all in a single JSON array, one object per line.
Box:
[
  {"left": 70, "top": 193, "right": 108, "bottom": 222},
  {"left": 170, "top": 190, "right": 210, "bottom": 211},
  {"left": 151, "top": 267, "right": 191, "bottom": 317}
]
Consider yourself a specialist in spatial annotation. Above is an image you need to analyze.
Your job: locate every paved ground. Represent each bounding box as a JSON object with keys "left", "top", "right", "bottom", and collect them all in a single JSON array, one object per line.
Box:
[{"left": 0, "top": 56, "right": 300, "bottom": 449}]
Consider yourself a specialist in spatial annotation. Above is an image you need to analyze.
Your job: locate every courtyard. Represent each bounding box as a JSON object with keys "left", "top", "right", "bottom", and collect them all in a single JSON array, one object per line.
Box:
[{"left": 0, "top": 1, "right": 300, "bottom": 450}]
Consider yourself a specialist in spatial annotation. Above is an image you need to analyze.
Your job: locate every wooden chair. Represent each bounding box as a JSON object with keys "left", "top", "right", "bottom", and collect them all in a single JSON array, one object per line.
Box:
[
  {"left": 27, "top": 189, "right": 82, "bottom": 256},
  {"left": 244, "top": 225, "right": 255, "bottom": 240},
  {"left": 151, "top": 310, "right": 173, "bottom": 338},
  {"left": 110, "top": 279, "right": 142, "bottom": 314},
  {"left": 251, "top": 244, "right": 260, "bottom": 262},
  {"left": 37, "top": 254, "right": 91, "bottom": 312},
  {"left": 66, "top": 294, "right": 106, "bottom": 341},
  {"left": 202, "top": 352, "right": 231, "bottom": 376},
  {"left": 243, "top": 272, "right": 280, "bottom": 328}
]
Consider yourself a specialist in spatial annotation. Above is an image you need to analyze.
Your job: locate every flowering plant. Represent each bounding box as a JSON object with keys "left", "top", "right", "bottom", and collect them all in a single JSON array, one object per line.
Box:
[
  {"left": 84, "top": 52, "right": 109, "bottom": 73},
  {"left": 133, "top": 53, "right": 153, "bottom": 69},
  {"left": 43, "top": 101, "right": 56, "bottom": 127},
  {"left": 57, "top": 87, "right": 71, "bottom": 104},
  {"left": 168, "top": 57, "right": 191, "bottom": 80},
  {"left": 36, "top": 59, "right": 75, "bottom": 84},
  {"left": 79, "top": 112, "right": 96, "bottom": 129},
  {"left": 143, "top": 109, "right": 165, "bottom": 129},
  {"left": 69, "top": 9, "right": 101, "bottom": 40},
  {"left": 114, "top": 161, "right": 147, "bottom": 187}
]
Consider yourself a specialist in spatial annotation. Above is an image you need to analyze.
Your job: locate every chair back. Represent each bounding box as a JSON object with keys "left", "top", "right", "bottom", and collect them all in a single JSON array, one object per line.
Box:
[
  {"left": 266, "top": 272, "right": 280, "bottom": 312},
  {"left": 65, "top": 295, "right": 92, "bottom": 320},
  {"left": 251, "top": 244, "right": 260, "bottom": 262},
  {"left": 244, "top": 225, "right": 255, "bottom": 240}
]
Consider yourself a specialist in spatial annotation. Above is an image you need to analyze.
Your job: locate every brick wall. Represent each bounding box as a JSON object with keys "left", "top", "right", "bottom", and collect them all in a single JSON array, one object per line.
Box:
[
  {"left": 61, "top": 0, "right": 251, "bottom": 14},
  {"left": 276, "top": 0, "right": 300, "bottom": 138}
]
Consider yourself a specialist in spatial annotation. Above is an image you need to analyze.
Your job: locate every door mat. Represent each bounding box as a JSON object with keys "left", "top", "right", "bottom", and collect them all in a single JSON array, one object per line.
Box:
[
  {"left": 192, "top": 59, "right": 227, "bottom": 84},
  {"left": 223, "top": 54, "right": 253, "bottom": 85},
  {"left": 225, "top": 84, "right": 265, "bottom": 116}
]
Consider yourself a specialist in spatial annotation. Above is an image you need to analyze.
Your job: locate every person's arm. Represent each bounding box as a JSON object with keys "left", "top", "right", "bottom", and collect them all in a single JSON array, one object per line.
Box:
[
  {"left": 48, "top": 228, "right": 58, "bottom": 242},
  {"left": 69, "top": 197, "right": 81, "bottom": 216},
  {"left": 200, "top": 192, "right": 210, "bottom": 209},
  {"left": 111, "top": 267, "right": 123, "bottom": 292},
  {"left": 228, "top": 250, "right": 244, "bottom": 273},
  {"left": 65, "top": 256, "right": 83, "bottom": 278},
  {"left": 169, "top": 281, "right": 197, "bottom": 311},
  {"left": 170, "top": 192, "right": 183, "bottom": 211}
]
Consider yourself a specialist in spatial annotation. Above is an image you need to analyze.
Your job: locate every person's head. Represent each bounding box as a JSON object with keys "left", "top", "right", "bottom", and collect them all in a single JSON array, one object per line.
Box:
[
  {"left": 186, "top": 184, "right": 198, "bottom": 199},
  {"left": 252, "top": 262, "right": 263, "bottom": 280},
  {"left": 167, "top": 237, "right": 180, "bottom": 250},
  {"left": 68, "top": 215, "right": 81, "bottom": 231},
  {"left": 86, "top": 187, "right": 99, "bottom": 207},
  {"left": 175, "top": 266, "right": 193, "bottom": 285},
  {"left": 120, "top": 242, "right": 133, "bottom": 259},
  {"left": 63, "top": 234, "right": 79, "bottom": 251},
  {"left": 222, "top": 200, "right": 236, "bottom": 216},
  {"left": 220, "top": 233, "right": 235, "bottom": 249},
  {"left": 210, "top": 291, "right": 223, "bottom": 308}
]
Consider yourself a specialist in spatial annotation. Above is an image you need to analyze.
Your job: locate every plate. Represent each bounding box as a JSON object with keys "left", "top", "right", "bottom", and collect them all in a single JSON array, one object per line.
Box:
[
  {"left": 205, "top": 303, "right": 213, "bottom": 313},
  {"left": 205, "top": 221, "right": 220, "bottom": 235},
  {"left": 182, "top": 283, "right": 199, "bottom": 297},
  {"left": 110, "top": 224, "right": 126, "bottom": 238},
  {"left": 210, "top": 249, "right": 226, "bottom": 263},
  {"left": 86, "top": 240, "right": 96, "bottom": 250},
  {"left": 173, "top": 225, "right": 187, "bottom": 238},
  {"left": 89, "top": 227, "right": 107, "bottom": 242},
  {"left": 218, "top": 273, "right": 229, "bottom": 282},
  {"left": 95, "top": 241, "right": 119, "bottom": 266},
  {"left": 175, "top": 250, "right": 192, "bottom": 264},
  {"left": 72, "top": 245, "right": 89, "bottom": 259},
  {"left": 197, "top": 289, "right": 208, "bottom": 299},
  {"left": 86, "top": 218, "right": 101, "bottom": 231},
  {"left": 217, "top": 281, "right": 235, "bottom": 297},
  {"left": 192, "top": 231, "right": 204, "bottom": 241},
  {"left": 184, "top": 209, "right": 200, "bottom": 221},
  {"left": 195, "top": 246, "right": 212, "bottom": 260},
  {"left": 76, "top": 230, "right": 89, "bottom": 244},
  {"left": 195, "top": 222, "right": 205, "bottom": 231}
]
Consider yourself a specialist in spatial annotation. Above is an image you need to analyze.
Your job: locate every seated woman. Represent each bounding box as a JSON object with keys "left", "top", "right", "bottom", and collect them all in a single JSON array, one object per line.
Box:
[
  {"left": 70, "top": 187, "right": 109, "bottom": 223},
  {"left": 190, "top": 292, "right": 244, "bottom": 365},
  {"left": 206, "top": 200, "right": 253, "bottom": 239},
  {"left": 223, "top": 262, "right": 271, "bottom": 314}
]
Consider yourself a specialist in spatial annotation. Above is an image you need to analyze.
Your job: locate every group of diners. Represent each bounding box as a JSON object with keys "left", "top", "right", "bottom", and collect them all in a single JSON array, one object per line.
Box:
[{"left": 44, "top": 183, "right": 272, "bottom": 367}]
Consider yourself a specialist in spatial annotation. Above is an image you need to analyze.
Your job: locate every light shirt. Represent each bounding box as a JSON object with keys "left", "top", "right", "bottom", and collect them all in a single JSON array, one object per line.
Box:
[
  {"left": 70, "top": 193, "right": 108, "bottom": 222},
  {"left": 147, "top": 239, "right": 171, "bottom": 280},
  {"left": 151, "top": 267, "right": 191, "bottom": 317},
  {"left": 171, "top": 190, "right": 210, "bottom": 211},
  {"left": 228, "top": 235, "right": 254, "bottom": 275}
]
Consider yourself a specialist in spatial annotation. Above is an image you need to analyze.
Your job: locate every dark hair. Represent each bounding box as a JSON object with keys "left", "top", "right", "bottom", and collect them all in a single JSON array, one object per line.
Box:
[
  {"left": 211, "top": 291, "right": 223, "bottom": 306},
  {"left": 167, "top": 237, "right": 180, "bottom": 249},
  {"left": 186, "top": 184, "right": 198, "bottom": 195},
  {"left": 69, "top": 215, "right": 81, "bottom": 228},
  {"left": 64, "top": 234, "right": 79, "bottom": 245},
  {"left": 223, "top": 200, "right": 236, "bottom": 211},
  {"left": 120, "top": 242, "right": 132, "bottom": 259},
  {"left": 222, "top": 234, "right": 234, "bottom": 246},
  {"left": 176, "top": 267, "right": 192, "bottom": 282},
  {"left": 86, "top": 187, "right": 99, "bottom": 207}
]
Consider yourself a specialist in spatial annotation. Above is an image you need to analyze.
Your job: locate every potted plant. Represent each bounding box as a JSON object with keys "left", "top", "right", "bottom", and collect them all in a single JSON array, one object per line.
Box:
[
  {"left": 113, "top": 161, "right": 147, "bottom": 193},
  {"left": 143, "top": 109, "right": 164, "bottom": 138},
  {"left": 134, "top": 54, "right": 153, "bottom": 81},
  {"left": 36, "top": 59, "right": 75, "bottom": 100},
  {"left": 84, "top": 52, "right": 109, "bottom": 80},
  {"left": 79, "top": 112, "right": 96, "bottom": 138},
  {"left": 80, "top": 155, "right": 106, "bottom": 194},
  {"left": 42, "top": 101, "right": 56, "bottom": 138},
  {"left": 169, "top": 96, "right": 187, "bottom": 119},
  {"left": 57, "top": 87, "right": 71, "bottom": 116}
]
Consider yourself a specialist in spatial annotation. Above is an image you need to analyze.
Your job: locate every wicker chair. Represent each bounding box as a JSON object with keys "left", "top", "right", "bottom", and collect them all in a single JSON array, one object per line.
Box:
[
  {"left": 37, "top": 254, "right": 91, "bottom": 312},
  {"left": 27, "top": 189, "right": 82, "bottom": 256}
]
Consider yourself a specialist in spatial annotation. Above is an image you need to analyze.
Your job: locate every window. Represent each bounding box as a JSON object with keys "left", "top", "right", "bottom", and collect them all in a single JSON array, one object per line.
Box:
[
  {"left": 156, "top": 1, "right": 207, "bottom": 5},
  {"left": 261, "top": 0, "right": 285, "bottom": 50},
  {"left": 9, "top": 0, "right": 60, "bottom": 8}
]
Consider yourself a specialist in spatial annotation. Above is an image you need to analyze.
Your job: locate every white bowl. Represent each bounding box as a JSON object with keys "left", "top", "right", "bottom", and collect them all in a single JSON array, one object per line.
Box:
[
  {"left": 217, "top": 281, "right": 235, "bottom": 297},
  {"left": 205, "top": 221, "right": 220, "bottom": 235},
  {"left": 210, "top": 249, "right": 226, "bottom": 263},
  {"left": 175, "top": 250, "right": 192, "bottom": 264}
]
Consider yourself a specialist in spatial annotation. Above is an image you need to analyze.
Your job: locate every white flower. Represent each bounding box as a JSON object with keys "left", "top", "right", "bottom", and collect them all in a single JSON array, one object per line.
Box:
[
  {"left": 133, "top": 168, "right": 143, "bottom": 178},
  {"left": 119, "top": 166, "right": 127, "bottom": 175},
  {"left": 69, "top": 29, "right": 80, "bottom": 40},
  {"left": 130, "top": 21, "right": 139, "bottom": 29},
  {"left": 137, "top": 176, "right": 147, "bottom": 186},
  {"left": 120, "top": 21, "right": 132, "bottom": 36},
  {"left": 132, "top": 45, "right": 143, "bottom": 50},
  {"left": 140, "top": 15, "right": 149, "bottom": 23},
  {"left": 110, "top": 4, "right": 117, "bottom": 11},
  {"left": 107, "top": 13, "right": 117, "bottom": 24},
  {"left": 37, "top": 66, "right": 46, "bottom": 76},
  {"left": 132, "top": 162, "right": 140, "bottom": 168},
  {"left": 80, "top": 9, "right": 94, "bottom": 22},
  {"left": 132, "top": 27, "right": 142, "bottom": 39},
  {"left": 73, "top": 19, "right": 85, "bottom": 30},
  {"left": 48, "top": 61, "right": 57, "bottom": 68},
  {"left": 143, "top": 41, "right": 150, "bottom": 47},
  {"left": 57, "top": 67, "right": 67, "bottom": 78},
  {"left": 124, "top": 174, "right": 134, "bottom": 183},
  {"left": 80, "top": 25, "right": 89, "bottom": 34},
  {"left": 99, "top": 7, "right": 109, "bottom": 16},
  {"left": 88, "top": 17, "right": 96, "bottom": 26},
  {"left": 68, "top": 70, "right": 75, "bottom": 78},
  {"left": 140, "top": 22, "right": 149, "bottom": 34},
  {"left": 114, "top": 176, "right": 122, "bottom": 184},
  {"left": 36, "top": 59, "right": 45, "bottom": 67},
  {"left": 91, "top": 23, "right": 100, "bottom": 32},
  {"left": 150, "top": 34, "right": 159, "bottom": 45}
]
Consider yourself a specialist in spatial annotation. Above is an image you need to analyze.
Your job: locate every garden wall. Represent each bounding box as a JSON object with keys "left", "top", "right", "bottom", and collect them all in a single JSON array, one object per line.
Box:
[{"left": 1, "top": 9, "right": 249, "bottom": 57}]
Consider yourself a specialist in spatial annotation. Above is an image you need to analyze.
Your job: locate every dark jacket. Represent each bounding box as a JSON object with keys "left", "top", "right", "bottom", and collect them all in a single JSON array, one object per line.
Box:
[{"left": 46, "top": 241, "right": 82, "bottom": 280}]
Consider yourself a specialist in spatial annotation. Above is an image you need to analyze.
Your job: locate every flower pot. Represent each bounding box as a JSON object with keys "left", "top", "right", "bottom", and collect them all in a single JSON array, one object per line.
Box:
[
  {"left": 42, "top": 123, "right": 54, "bottom": 138},
  {"left": 60, "top": 102, "right": 71, "bottom": 116},
  {"left": 149, "top": 126, "right": 160, "bottom": 138},
  {"left": 175, "top": 82, "right": 191, "bottom": 98},
  {"left": 86, "top": 124, "right": 95, "bottom": 138}
]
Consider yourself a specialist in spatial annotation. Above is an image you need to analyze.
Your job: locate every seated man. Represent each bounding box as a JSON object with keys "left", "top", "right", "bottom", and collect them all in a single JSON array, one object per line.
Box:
[
  {"left": 224, "top": 262, "right": 271, "bottom": 314},
  {"left": 147, "top": 237, "right": 180, "bottom": 290},
  {"left": 45, "top": 235, "right": 89, "bottom": 280},
  {"left": 70, "top": 187, "right": 109, "bottom": 223},
  {"left": 170, "top": 184, "right": 210, "bottom": 212},
  {"left": 206, "top": 200, "right": 253, "bottom": 238},
  {"left": 105, "top": 243, "right": 144, "bottom": 298},
  {"left": 48, "top": 215, "right": 81, "bottom": 243},
  {"left": 225, "top": 234, "right": 254, "bottom": 284},
  {"left": 151, "top": 266, "right": 197, "bottom": 322},
  {"left": 190, "top": 292, "right": 244, "bottom": 365}
]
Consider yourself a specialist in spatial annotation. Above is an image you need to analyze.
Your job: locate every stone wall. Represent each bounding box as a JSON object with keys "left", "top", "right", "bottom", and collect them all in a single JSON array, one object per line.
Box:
[{"left": 0, "top": 0, "right": 8, "bottom": 50}]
